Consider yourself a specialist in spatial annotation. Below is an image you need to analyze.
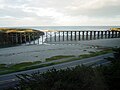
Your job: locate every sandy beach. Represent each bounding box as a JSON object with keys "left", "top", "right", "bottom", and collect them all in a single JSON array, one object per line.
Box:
[{"left": 0, "top": 38, "right": 120, "bottom": 64}]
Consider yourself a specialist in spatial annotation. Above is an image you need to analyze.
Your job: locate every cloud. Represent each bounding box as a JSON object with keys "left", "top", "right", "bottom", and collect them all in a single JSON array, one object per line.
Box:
[
  {"left": 64, "top": 0, "right": 120, "bottom": 17},
  {"left": 0, "top": 0, "right": 120, "bottom": 26}
]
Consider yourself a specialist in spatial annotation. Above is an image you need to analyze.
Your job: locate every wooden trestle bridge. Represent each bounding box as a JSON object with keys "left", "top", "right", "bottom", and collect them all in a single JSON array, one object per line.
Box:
[
  {"left": 0, "top": 30, "right": 120, "bottom": 46},
  {"left": 45, "top": 30, "right": 120, "bottom": 43}
]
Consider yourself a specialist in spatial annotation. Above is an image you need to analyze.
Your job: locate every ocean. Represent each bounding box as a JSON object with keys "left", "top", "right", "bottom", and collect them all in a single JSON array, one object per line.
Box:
[{"left": 27, "top": 26, "right": 120, "bottom": 31}]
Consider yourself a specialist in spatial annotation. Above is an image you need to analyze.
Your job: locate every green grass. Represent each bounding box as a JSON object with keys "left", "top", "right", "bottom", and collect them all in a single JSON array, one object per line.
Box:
[
  {"left": 0, "top": 61, "right": 41, "bottom": 75},
  {"left": 46, "top": 55, "right": 75, "bottom": 61},
  {"left": 0, "top": 49, "right": 113, "bottom": 75},
  {"left": 79, "top": 49, "right": 113, "bottom": 58},
  {"left": 0, "top": 64, "right": 6, "bottom": 69}
]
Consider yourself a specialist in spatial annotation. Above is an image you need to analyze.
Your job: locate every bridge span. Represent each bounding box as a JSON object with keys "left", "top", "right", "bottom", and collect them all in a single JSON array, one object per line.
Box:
[{"left": 0, "top": 30, "right": 120, "bottom": 46}]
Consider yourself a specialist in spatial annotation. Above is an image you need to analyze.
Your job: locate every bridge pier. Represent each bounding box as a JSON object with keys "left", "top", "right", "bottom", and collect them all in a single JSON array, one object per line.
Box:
[
  {"left": 63, "top": 31, "right": 64, "bottom": 41},
  {"left": 15, "top": 33, "right": 18, "bottom": 44},
  {"left": 71, "top": 31, "right": 72, "bottom": 41},
  {"left": 59, "top": 31, "right": 60, "bottom": 41},
  {"left": 86, "top": 31, "right": 88, "bottom": 40},
  {"left": 90, "top": 31, "right": 92, "bottom": 40},
  {"left": 74, "top": 31, "right": 77, "bottom": 41},
  {"left": 28, "top": 33, "right": 31, "bottom": 44},
  {"left": 93, "top": 31, "right": 96, "bottom": 39},
  {"left": 118, "top": 31, "right": 120, "bottom": 38},
  {"left": 108, "top": 31, "right": 110, "bottom": 38},
  {"left": 50, "top": 32, "right": 52, "bottom": 42},
  {"left": 79, "top": 31, "right": 81, "bottom": 41},
  {"left": 54, "top": 32, "right": 56, "bottom": 42},
  {"left": 97, "top": 31, "right": 100, "bottom": 39},
  {"left": 105, "top": 31, "right": 107, "bottom": 39},
  {"left": 82, "top": 31, "right": 84, "bottom": 40},
  {"left": 101, "top": 31, "right": 103, "bottom": 39},
  {"left": 67, "top": 31, "right": 69, "bottom": 41},
  {"left": 115, "top": 31, "right": 117, "bottom": 38}
]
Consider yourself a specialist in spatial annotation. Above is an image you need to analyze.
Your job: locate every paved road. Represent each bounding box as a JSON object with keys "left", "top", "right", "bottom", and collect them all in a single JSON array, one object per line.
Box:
[{"left": 0, "top": 53, "right": 113, "bottom": 89}]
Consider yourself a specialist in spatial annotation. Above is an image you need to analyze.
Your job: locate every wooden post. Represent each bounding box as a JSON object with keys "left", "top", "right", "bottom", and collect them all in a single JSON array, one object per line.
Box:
[
  {"left": 24, "top": 32, "right": 27, "bottom": 44},
  {"left": 59, "top": 31, "right": 60, "bottom": 41},
  {"left": 15, "top": 33, "right": 18, "bottom": 44},
  {"left": 33, "top": 33, "right": 35, "bottom": 44},
  {"left": 118, "top": 31, "right": 120, "bottom": 38},
  {"left": 97, "top": 31, "right": 100, "bottom": 39},
  {"left": 0, "top": 33, "right": 2, "bottom": 45},
  {"left": 67, "top": 31, "right": 69, "bottom": 41},
  {"left": 11, "top": 33, "right": 13, "bottom": 44},
  {"left": 9, "top": 33, "right": 11, "bottom": 44},
  {"left": 5, "top": 33, "right": 8, "bottom": 45},
  {"left": 94, "top": 31, "right": 96, "bottom": 39},
  {"left": 112, "top": 31, "right": 114, "bottom": 38},
  {"left": 90, "top": 31, "right": 92, "bottom": 40},
  {"left": 31, "top": 33, "right": 33, "bottom": 44},
  {"left": 28, "top": 33, "right": 31, "bottom": 44},
  {"left": 79, "top": 31, "right": 81, "bottom": 41},
  {"left": 86, "top": 31, "right": 88, "bottom": 40},
  {"left": 2, "top": 33, "right": 4, "bottom": 45},
  {"left": 115, "top": 31, "right": 117, "bottom": 38},
  {"left": 3, "top": 33, "right": 5, "bottom": 45},
  {"left": 46, "top": 32, "right": 48, "bottom": 42},
  {"left": 105, "top": 31, "right": 107, "bottom": 39},
  {"left": 54, "top": 32, "right": 56, "bottom": 42},
  {"left": 108, "top": 31, "right": 110, "bottom": 38},
  {"left": 82, "top": 31, "right": 84, "bottom": 40},
  {"left": 71, "top": 31, "right": 72, "bottom": 41},
  {"left": 37, "top": 33, "right": 39, "bottom": 44},
  {"left": 101, "top": 31, "right": 103, "bottom": 39},
  {"left": 20, "top": 33, "right": 22, "bottom": 44},
  {"left": 42, "top": 35, "right": 43, "bottom": 44},
  {"left": 63, "top": 31, "right": 64, "bottom": 41},
  {"left": 75, "top": 31, "right": 77, "bottom": 41},
  {"left": 2, "top": 33, "right": 5, "bottom": 45},
  {"left": 50, "top": 32, "right": 52, "bottom": 42}
]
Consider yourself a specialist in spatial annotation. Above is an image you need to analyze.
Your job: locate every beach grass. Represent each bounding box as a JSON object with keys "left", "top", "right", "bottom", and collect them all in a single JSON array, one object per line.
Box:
[
  {"left": 46, "top": 55, "right": 75, "bottom": 61},
  {"left": 79, "top": 49, "right": 112, "bottom": 58},
  {"left": 0, "top": 61, "right": 41, "bottom": 75}
]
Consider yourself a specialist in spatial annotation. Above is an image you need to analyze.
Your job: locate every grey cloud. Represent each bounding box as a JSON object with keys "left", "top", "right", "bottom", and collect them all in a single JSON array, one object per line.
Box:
[
  {"left": 0, "top": 0, "right": 120, "bottom": 26},
  {"left": 0, "top": 6, "right": 39, "bottom": 18},
  {"left": 62, "top": 5, "right": 120, "bottom": 18}
]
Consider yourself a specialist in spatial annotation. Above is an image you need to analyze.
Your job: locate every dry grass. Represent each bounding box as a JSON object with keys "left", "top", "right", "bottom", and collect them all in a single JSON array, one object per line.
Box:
[{"left": 0, "top": 28, "right": 39, "bottom": 33}]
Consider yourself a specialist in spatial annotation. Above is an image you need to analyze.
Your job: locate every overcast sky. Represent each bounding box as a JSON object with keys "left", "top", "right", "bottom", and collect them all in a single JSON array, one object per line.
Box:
[{"left": 0, "top": 0, "right": 120, "bottom": 26}]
